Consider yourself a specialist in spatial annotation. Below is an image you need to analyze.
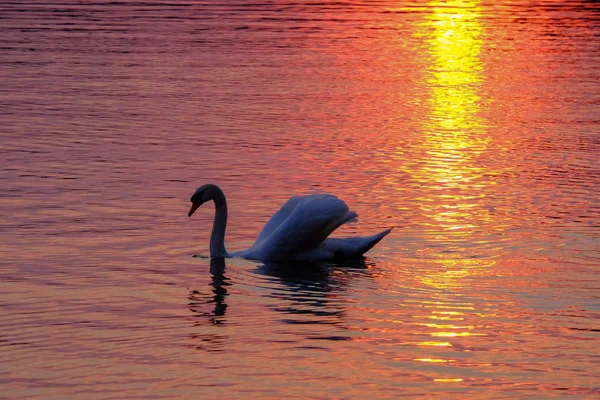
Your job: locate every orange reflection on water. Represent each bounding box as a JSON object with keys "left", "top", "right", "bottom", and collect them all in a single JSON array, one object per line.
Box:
[{"left": 419, "top": 258, "right": 495, "bottom": 290}]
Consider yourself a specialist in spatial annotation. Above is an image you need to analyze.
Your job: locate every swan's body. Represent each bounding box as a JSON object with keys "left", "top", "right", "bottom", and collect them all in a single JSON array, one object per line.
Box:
[{"left": 188, "top": 184, "right": 392, "bottom": 261}]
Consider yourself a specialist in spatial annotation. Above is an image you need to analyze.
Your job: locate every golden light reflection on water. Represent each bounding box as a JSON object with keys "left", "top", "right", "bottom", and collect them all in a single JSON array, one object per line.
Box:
[
  {"left": 429, "top": 331, "right": 486, "bottom": 337},
  {"left": 419, "top": 258, "right": 495, "bottom": 289},
  {"left": 405, "top": 3, "right": 494, "bottom": 378},
  {"left": 417, "top": 341, "right": 453, "bottom": 347},
  {"left": 407, "top": 0, "right": 494, "bottom": 239},
  {"left": 414, "top": 358, "right": 455, "bottom": 363}
]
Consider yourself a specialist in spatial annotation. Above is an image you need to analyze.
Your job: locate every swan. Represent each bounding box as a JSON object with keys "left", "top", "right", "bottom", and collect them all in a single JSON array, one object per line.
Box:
[{"left": 188, "top": 184, "right": 392, "bottom": 261}]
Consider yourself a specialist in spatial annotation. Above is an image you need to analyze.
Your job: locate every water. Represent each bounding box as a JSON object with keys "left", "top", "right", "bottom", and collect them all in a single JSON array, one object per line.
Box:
[{"left": 1, "top": 0, "right": 599, "bottom": 398}]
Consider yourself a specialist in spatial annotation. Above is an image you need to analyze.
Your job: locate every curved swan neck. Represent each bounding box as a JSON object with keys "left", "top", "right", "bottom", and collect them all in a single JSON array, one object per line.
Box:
[{"left": 209, "top": 189, "right": 229, "bottom": 258}]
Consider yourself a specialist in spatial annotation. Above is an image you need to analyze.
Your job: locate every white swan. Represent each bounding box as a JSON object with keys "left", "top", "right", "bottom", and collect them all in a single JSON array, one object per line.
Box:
[{"left": 188, "top": 184, "right": 392, "bottom": 261}]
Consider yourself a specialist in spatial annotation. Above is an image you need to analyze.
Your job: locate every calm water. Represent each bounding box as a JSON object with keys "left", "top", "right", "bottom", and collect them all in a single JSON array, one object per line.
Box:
[{"left": 1, "top": 0, "right": 599, "bottom": 398}]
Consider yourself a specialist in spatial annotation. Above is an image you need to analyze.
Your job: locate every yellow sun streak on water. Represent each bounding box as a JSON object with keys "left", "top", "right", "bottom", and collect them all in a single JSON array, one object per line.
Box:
[
  {"left": 388, "top": 2, "right": 496, "bottom": 355},
  {"left": 414, "top": 358, "right": 455, "bottom": 363},
  {"left": 418, "top": 341, "right": 453, "bottom": 347},
  {"left": 405, "top": 0, "right": 495, "bottom": 239},
  {"left": 434, "top": 378, "right": 465, "bottom": 382},
  {"left": 385, "top": 12, "right": 500, "bottom": 352},
  {"left": 429, "top": 331, "right": 487, "bottom": 337},
  {"left": 413, "top": 6, "right": 495, "bottom": 350}
]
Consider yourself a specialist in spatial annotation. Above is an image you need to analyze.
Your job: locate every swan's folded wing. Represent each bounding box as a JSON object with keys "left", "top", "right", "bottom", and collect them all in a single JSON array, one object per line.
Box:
[
  {"left": 254, "top": 195, "right": 305, "bottom": 245},
  {"left": 254, "top": 194, "right": 351, "bottom": 260}
]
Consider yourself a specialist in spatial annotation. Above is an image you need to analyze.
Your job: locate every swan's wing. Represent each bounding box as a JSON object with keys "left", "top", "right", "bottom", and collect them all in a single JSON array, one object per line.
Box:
[
  {"left": 254, "top": 195, "right": 306, "bottom": 245},
  {"left": 253, "top": 194, "right": 355, "bottom": 261}
]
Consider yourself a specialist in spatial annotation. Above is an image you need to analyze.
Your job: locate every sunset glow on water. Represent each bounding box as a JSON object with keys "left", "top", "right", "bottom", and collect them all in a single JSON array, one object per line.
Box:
[{"left": 1, "top": 1, "right": 599, "bottom": 398}]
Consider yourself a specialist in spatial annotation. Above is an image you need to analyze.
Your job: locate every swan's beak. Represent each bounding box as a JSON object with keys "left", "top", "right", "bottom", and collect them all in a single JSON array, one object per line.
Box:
[{"left": 188, "top": 201, "right": 202, "bottom": 217}]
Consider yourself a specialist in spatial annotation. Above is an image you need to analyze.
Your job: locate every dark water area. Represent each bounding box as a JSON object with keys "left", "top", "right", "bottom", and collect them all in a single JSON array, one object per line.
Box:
[{"left": 1, "top": 1, "right": 599, "bottom": 398}]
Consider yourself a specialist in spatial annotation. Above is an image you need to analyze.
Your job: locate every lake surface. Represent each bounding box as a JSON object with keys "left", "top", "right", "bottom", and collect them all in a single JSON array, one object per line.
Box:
[{"left": 1, "top": 0, "right": 599, "bottom": 398}]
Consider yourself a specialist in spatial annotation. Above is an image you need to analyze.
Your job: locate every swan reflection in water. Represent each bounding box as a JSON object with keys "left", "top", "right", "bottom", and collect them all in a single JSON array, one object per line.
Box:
[
  {"left": 188, "top": 257, "right": 375, "bottom": 349},
  {"left": 189, "top": 257, "right": 229, "bottom": 325},
  {"left": 259, "top": 259, "right": 375, "bottom": 344},
  {"left": 188, "top": 258, "right": 230, "bottom": 352}
]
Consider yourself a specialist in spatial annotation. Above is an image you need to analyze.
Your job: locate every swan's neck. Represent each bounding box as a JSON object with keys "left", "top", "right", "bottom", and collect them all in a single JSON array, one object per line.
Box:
[{"left": 210, "top": 193, "right": 229, "bottom": 258}]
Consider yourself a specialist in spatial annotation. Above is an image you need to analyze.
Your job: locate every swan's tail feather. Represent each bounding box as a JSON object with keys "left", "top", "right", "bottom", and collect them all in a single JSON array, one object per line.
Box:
[
  {"left": 323, "top": 227, "right": 393, "bottom": 259},
  {"left": 353, "top": 227, "right": 393, "bottom": 256}
]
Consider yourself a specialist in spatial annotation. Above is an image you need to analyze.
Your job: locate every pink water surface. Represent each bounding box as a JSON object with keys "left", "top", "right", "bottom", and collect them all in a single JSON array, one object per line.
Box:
[{"left": 1, "top": 1, "right": 599, "bottom": 398}]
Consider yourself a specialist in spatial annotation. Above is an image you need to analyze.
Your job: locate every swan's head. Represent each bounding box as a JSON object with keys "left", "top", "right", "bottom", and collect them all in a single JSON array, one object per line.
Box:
[{"left": 188, "top": 184, "right": 222, "bottom": 217}]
